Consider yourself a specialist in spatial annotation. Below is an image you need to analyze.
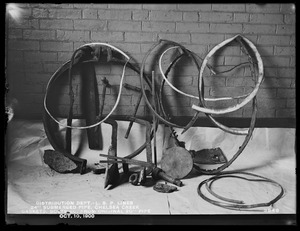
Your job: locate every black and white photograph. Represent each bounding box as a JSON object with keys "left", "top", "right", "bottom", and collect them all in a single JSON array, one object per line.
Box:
[{"left": 5, "top": 3, "right": 296, "bottom": 225}]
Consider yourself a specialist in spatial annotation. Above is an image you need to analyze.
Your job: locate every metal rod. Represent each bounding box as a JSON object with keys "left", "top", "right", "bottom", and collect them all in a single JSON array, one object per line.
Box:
[
  {"left": 99, "top": 77, "right": 109, "bottom": 118},
  {"left": 65, "top": 50, "right": 78, "bottom": 153},
  {"left": 124, "top": 93, "right": 142, "bottom": 138},
  {"left": 123, "top": 117, "right": 153, "bottom": 174},
  {"left": 152, "top": 71, "right": 157, "bottom": 166},
  {"left": 123, "top": 83, "right": 143, "bottom": 139},
  {"left": 100, "top": 160, "right": 126, "bottom": 164},
  {"left": 99, "top": 154, "right": 154, "bottom": 168},
  {"left": 152, "top": 167, "right": 183, "bottom": 187},
  {"left": 95, "top": 77, "right": 110, "bottom": 132},
  {"left": 103, "top": 119, "right": 119, "bottom": 189}
]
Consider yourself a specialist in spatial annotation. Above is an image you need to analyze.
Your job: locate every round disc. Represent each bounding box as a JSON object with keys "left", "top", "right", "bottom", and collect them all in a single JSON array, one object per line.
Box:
[{"left": 161, "top": 147, "right": 194, "bottom": 179}]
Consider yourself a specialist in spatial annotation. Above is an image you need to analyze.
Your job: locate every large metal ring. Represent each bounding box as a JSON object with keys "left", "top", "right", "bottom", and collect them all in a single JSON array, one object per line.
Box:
[{"left": 192, "top": 34, "right": 264, "bottom": 115}]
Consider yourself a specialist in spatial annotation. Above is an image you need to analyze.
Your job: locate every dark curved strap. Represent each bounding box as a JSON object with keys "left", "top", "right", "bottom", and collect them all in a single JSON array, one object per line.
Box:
[
  {"left": 193, "top": 97, "right": 257, "bottom": 175},
  {"left": 43, "top": 108, "right": 87, "bottom": 174},
  {"left": 81, "top": 62, "right": 102, "bottom": 150}
]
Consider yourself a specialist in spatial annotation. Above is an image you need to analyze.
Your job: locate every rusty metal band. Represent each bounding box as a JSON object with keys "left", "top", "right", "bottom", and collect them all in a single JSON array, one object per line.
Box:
[
  {"left": 44, "top": 43, "right": 130, "bottom": 130},
  {"left": 193, "top": 96, "right": 257, "bottom": 175},
  {"left": 65, "top": 48, "right": 79, "bottom": 152},
  {"left": 140, "top": 39, "right": 202, "bottom": 129},
  {"left": 159, "top": 46, "right": 251, "bottom": 102},
  {"left": 192, "top": 34, "right": 264, "bottom": 115},
  {"left": 158, "top": 47, "right": 253, "bottom": 136},
  {"left": 193, "top": 35, "right": 262, "bottom": 136}
]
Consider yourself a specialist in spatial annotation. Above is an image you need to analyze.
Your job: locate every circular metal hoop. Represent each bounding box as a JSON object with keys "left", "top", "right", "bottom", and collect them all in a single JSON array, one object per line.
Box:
[
  {"left": 43, "top": 43, "right": 130, "bottom": 130},
  {"left": 192, "top": 34, "right": 264, "bottom": 115}
]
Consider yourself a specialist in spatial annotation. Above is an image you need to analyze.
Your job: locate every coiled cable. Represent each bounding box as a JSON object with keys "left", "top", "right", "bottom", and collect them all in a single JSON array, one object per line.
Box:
[{"left": 197, "top": 171, "right": 285, "bottom": 211}]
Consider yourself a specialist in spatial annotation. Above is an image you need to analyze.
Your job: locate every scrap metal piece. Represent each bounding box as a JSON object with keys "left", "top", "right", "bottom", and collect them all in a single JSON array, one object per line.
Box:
[
  {"left": 99, "top": 77, "right": 110, "bottom": 119},
  {"left": 104, "top": 147, "right": 119, "bottom": 189},
  {"left": 151, "top": 70, "right": 158, "bottom": 166},
  {"left": 93, "top": 168, "right": 106, "bottom": 174},
  {"left": 123, "top": 83, "right": 144, "bottom": 139},
  {"left": 81, "top": 61, "right": 102, "bottom": 150},
  {"left": 128, "top": 168, "right": 146, "bottom": 186},
  {"left": 44, "top": 149, "right": 79, "bottom": 173},
  {"left": 190, "top": 147, "right": 228, "bottom": 165},
  {"left": 153, "top": 183, "right": 178, "bottom": 193},
  {"left": 103, "top": 118, "right": 120, "bottom": 189},
  {"left": 129, "top": 173, "right": 139, "bottom": 185},
  {"left": 161, "top": 146, "right": 193, "bottom": 180},
  {"left": 65, "top": 47, "right": 94, "bottom": 153},
  {"left": 94, "top": 77, "right": 111, "bottom": 138},
  {"left": 138, "top": 167, "right": 147, "bottom": 185},
  {"left": 100, "top": 154, "right": 154, "bottom": 168},
  {"left": 123, "top": 117, "right": 154, "bottom": 175},
  {"left": 93, "top": 163, "right": 106, "bottom": 174},
  {"left": 162, "top": 131, "right": 228, "bottom": 178},
  {"left": 151, "top": 167, "right": 183, "bottom": 187},
  {"left": 194, "top": 97, "right": 257, "bottom": 175},
  {"left": 42, "top": 111, "right": 87, "bottom": 174},
  {"left": 100, "top": 155, "right": 183, "bottom": 187},
  {"left": 162, "top": 128, "right": 186, "bottom": 154}
]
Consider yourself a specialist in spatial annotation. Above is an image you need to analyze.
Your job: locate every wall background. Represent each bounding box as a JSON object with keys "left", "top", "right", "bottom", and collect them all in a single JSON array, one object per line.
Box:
[{"left": 6, "top": 3, "right": 295, "bottom": 120}]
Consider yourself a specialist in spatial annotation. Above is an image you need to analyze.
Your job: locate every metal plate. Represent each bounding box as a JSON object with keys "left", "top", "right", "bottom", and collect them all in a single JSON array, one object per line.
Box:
[{"left": 161, "top": 147, "right": 193, "bottom": 179}]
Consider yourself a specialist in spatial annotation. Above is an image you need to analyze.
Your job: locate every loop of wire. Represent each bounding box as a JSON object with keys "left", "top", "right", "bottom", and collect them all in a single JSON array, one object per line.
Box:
[{"left": 197, "top": 171, "right": 285, "bottom": 211}]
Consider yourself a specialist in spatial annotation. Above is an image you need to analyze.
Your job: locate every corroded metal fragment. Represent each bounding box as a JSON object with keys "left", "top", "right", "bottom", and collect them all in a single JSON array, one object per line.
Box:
[
  {"left": 153, "top": 183, "right": 177, "bottom": 193},
  {"left": 43, "top": 149, "right": 77, "bottom": 173},
  {"left": 161, "top": 146, "right": 193, "bottom": 179},
  {"left": 191, "top": 147, "right": 228, "bottom": 165}
]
